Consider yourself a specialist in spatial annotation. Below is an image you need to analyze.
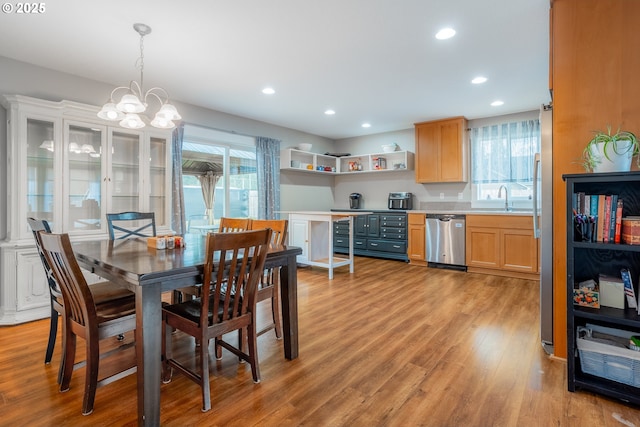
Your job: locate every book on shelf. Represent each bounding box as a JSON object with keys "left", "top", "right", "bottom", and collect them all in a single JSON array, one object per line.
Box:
[
  {"left": 603, "top": 195, "right": 612, "bottom": 242},
  {"left": 620, "top": 268, "right": 637, "bottom": 310},
  {"left": 597, "top": 194, "right": 606, "bottom": 242},
  {"left": 614, "top": 198, "right": 624, "bottom": 243},
  {"left": 590, "top": 194, "right": 599, "bottom": 217},
  {"left": 609, "top": 195, "right": 619, "bottom": 242}
]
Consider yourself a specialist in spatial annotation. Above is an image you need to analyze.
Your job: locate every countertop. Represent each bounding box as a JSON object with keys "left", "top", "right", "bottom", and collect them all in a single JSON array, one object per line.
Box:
[
  {"left": 330, "top": 208, "right": 533, "bottom": 216},
  {"left": 411, "top": 209, "right": 534, "bottom": 216}
]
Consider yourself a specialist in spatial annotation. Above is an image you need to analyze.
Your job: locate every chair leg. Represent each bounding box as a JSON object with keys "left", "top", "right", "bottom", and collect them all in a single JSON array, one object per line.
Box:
[
  {"left": 200, "top": 334, "right": 211, "bottom": 412},
  {"left": 82, "top": 338, "right": 100, "bottom": 415},
  {"left": 59, "top": 329, "right": 76, "bottom": 392},
  {"left": 57, "top": 314, "right": 68, "bottom": 385},
  {"left": 45, "top": 304, "right": 58, "bottom": 364},
  {"left": 247, "top": 324, "right": 261, "bottom": 384},
  {"left": 215, "top": 336, "right": 222, "bottom": 360},
  {"left": 271, "top": 283, "right": 283, "bottom": 340},
  {"left": 238, "top": 329, "right": 245, "bottom": 363}
]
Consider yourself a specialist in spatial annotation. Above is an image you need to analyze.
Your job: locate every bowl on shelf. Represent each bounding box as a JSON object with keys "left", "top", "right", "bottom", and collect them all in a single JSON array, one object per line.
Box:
[
  {"left": 382, "top": 143, "right": 398, "bottom": 153},
  {"left": 297, "top": 143, "right": 312, "bottom": 151}
]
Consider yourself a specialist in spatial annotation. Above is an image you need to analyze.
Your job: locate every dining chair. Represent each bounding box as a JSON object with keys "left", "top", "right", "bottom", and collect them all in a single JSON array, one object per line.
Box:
[
  {"left": 219, "top": 216, "right": 251, "bottom": 232},
  {"left": 249, "top": 219, "right": 288, "bottom": 338},
  {"left": 106, "top": 210, "right": 193, "bottom": 303},
  {"left": 27, "top": 218, "right": 135, "bottom": 384},
  {"left": 37, "top": 231, "right": 137, "bottom": 415},
  {"left": 106, "top": 211, "right": 156, "bottom": 240},
  {"left": 211, "top": 217, "right": 253, "bottom": 355},
  {"left": 161, "top": 228, "right": 272, "bottom": 412}
]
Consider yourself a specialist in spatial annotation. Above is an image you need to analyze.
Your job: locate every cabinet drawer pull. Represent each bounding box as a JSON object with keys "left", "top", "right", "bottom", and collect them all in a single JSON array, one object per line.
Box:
[{"left": 370, "top": 243, "right": 378, "bottom": 246}]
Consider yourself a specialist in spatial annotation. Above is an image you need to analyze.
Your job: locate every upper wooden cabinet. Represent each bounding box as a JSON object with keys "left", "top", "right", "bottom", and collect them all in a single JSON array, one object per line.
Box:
[{"left": 414, "top": 117, "right": 468, "bottom": 183}]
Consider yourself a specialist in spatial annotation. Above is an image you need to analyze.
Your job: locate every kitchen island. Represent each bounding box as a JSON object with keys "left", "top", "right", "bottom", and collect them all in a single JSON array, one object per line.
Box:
[{"left": 282, "top": 211, "right": 372, "bottom": 279}]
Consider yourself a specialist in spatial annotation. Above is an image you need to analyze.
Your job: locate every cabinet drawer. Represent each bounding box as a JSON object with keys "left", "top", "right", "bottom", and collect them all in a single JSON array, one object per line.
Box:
[
  {"left": 380, "top": 232, "right": 406, "bottom": 240},
  {"left": 353, "top": 238, "right": 367, "bottom": 248},
  {"left": 334, "top": 222, "right": 349, "bottom": 231},
  {"left": 380, "top": 226, "right": 406, "bottom": 233},
  {"left": 379, "top": 220, "right": 405, "bottom": 227},
  {"left": 334, "top": 237, "right": 349, "bottom": 248},
  {"left": 367, "top": 239, "right": 407, "bottom": 253},
  {"left": 334, "top": 228, "right": 350, "bottom": 236},
  {"left": 380, "top": 215, "right": 406, "bottom": 222}
]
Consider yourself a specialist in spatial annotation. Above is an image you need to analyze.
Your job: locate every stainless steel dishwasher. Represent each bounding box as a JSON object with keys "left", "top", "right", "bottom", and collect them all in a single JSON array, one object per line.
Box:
[{"left": 426, "top": 214, "right": 466, "bottom": 269}]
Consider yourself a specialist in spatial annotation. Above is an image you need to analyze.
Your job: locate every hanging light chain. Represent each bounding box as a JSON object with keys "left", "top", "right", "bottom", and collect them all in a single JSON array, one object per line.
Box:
[{"left": 138, "top": 30, "right": 145, "bottom": 93}]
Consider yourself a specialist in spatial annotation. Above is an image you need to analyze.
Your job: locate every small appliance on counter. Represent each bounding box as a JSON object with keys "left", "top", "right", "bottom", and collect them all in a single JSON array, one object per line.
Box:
[
  {"left": 388, "top": 192, "right": 412, "bottom": 210},
  {"left": 349, "top": 193, "right": 362, "bottom": 209}
]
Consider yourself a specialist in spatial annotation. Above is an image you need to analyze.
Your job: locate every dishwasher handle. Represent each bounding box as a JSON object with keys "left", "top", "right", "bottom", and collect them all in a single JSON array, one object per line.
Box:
[{"left": 426, "top": 214, "right": 466, "bottom": 221}]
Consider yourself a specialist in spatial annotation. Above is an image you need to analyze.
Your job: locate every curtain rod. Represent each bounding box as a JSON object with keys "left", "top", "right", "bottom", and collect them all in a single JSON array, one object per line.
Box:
[{"left": 181, "top": 121, "right": 261, "bottom": 140}]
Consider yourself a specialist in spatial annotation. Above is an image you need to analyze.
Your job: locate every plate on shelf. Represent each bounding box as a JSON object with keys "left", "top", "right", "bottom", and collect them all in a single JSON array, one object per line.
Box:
[{"left": 324, "top": 152, "right": 351, "bottom": 157}]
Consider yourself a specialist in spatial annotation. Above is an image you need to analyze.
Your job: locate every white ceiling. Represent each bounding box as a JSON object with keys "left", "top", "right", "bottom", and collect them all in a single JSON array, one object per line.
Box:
[{"left": 0, "top": 0, "right": 550, "bottom": 140}]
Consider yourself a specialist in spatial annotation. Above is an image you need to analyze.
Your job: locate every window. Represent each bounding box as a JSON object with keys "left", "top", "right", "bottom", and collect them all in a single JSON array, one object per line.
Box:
[
  {"left": 470, "top": 119, "right": 540, "bottom": 208},
  {"left": 181, "top": 126, "right": 257, "bottom": 230}
]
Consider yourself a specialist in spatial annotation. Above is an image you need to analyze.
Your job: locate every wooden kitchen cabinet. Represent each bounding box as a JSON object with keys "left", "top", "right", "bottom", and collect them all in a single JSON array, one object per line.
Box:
[
  {"left": 551, "top": 0, "right": 640, "bottom": 359},
  {"left": 414, "top": 117, "right": 467, "bottom": 183},
  {"left": 466, "top": 215, "right": 538, "bottom": 280},
  {"left": 407, "top": 213, "right": 426, "bottom": 265}
]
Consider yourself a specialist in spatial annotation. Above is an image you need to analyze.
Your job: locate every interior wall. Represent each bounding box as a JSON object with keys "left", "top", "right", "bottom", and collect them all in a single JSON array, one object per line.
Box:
[
  {"left": 333, "top": 110, "right": 540, "bottom": 210},
  {"left": 0, "top": 56, "right": 336, "bottom": 223}
]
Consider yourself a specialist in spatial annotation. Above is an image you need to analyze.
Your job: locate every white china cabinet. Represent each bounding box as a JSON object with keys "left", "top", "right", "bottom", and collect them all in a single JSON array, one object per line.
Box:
[{"left": 0, "top": 95, "right": 172, "bottom": 324}]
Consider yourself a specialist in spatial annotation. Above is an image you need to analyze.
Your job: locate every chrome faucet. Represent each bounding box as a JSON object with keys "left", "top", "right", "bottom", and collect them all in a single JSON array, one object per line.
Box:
[{"left": 497, "top": 185, "right": 511, "bottom": 211}]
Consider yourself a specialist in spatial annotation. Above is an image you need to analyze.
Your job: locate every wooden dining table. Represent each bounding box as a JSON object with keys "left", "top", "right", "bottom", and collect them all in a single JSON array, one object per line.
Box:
[{"left": 73, "top": 234, "right": 302, "bottom": 426}]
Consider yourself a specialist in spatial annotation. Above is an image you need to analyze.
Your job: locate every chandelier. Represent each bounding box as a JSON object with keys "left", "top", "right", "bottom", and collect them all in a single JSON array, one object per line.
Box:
[{"left": 97, "top": 23, "right": 181, "bottom": 130}]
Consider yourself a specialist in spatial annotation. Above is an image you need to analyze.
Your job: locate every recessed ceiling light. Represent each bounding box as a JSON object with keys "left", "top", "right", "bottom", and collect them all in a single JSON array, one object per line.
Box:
[
  {"left": 262, "top": 87, "right": 275, "bottom": 95},
  {"left": 491, "top": 100, "right": 504, "bottom": 107},
  {"left": 435, "top": 28, "right": 456, "bottom": 40},
  {"left": 471, "top": 76, "right": 487, "bottom": 84},
  {"left": 324, "top": 109, "right": 336, "bottom": 115},
  {"left": 361, "top": 123, "right": 371, "bottom": 128}
]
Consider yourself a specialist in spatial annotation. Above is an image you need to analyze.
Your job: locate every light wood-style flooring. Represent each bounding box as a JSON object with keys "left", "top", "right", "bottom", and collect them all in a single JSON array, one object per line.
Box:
[{"left": 1, "top": 257, "right": 640, "bottom": 426}]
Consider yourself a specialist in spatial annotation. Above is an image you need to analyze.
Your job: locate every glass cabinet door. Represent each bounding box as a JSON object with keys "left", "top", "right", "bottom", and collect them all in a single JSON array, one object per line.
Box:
[
  {"left": 66, "top": 124, "right": 104, "bottom": 232},
  {"left": 149, "top": 135, "right": 168, "bottom": 226},
  {"left": 110, "top": 130, "right": 141, "bottom": 213},
  {"left": 26, "top": 118, "right": 55, "bottom": 227}
]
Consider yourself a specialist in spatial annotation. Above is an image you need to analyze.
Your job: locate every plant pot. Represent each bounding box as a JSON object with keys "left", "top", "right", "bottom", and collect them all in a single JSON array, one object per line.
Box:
[{"left": 589, "top": 140, "right": 634, "bottom": 173}]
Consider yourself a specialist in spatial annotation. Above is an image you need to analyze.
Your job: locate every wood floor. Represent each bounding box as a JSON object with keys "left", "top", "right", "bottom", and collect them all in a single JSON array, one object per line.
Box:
[{"left": 2, "top": 257, "right": 640, "bottom": 426}]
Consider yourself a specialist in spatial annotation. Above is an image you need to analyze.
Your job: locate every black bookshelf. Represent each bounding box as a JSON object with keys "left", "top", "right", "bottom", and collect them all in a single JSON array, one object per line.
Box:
[{"left": 564, "top": 171, "right": 640, "bottom": 405}]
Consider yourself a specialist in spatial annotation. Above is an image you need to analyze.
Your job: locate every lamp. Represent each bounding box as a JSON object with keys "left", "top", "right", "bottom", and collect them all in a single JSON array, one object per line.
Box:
[{"left": 97, "top": 23, "right": 181, "bottom": 129}]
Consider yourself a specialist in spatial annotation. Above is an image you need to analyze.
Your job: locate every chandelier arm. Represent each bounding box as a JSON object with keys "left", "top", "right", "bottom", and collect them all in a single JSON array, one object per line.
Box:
[
  {"left": 144, "top": 87, "right": 170, "bottom": 105},
  {"left": 109, "top": 86, "right": 132, "bottom": 101},
  {"left": 129, "top": 80, "right": 143, "bottom": 98}
]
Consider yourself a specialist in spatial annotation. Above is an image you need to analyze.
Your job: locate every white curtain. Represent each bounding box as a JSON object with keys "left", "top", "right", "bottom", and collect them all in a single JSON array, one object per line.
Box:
[
  {"left": 471, "top": 119, "right": 540, "bottom": 183},
  {"left": 197, "top": 171, "right": 222, "bottom": 224}
]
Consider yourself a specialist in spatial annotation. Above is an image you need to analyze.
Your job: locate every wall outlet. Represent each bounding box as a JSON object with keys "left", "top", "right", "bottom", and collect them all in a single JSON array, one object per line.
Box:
[
  {"left": 440, "top": 192, "right": 444, "bottom": 200},
  {"left": 458, "top": 192, "right": 463, "bottom": 200}
]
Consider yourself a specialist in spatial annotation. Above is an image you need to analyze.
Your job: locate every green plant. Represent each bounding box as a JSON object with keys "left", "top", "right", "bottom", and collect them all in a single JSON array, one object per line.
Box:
[{"left": 581, "top": 125, "right": 640, "bottom": 172}]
